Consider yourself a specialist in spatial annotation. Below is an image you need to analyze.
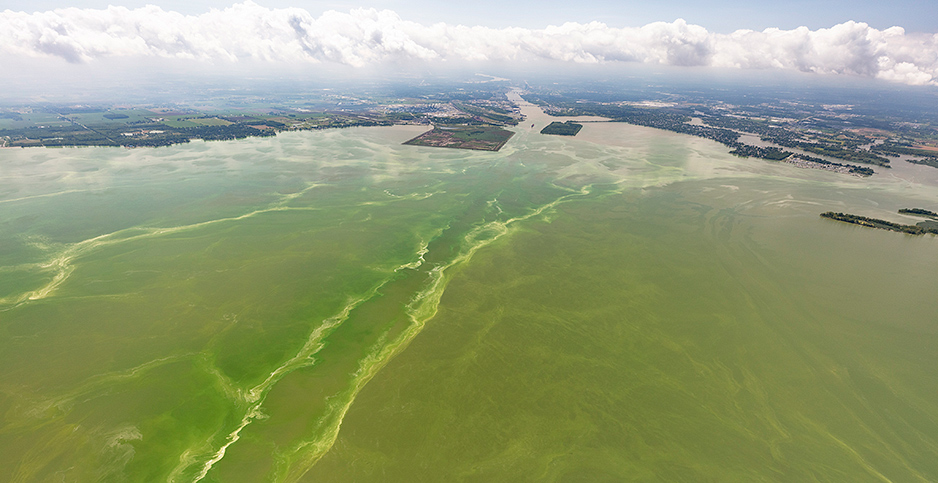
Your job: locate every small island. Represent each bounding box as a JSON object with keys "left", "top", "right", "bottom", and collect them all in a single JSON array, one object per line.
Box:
[
  {"left": 540, "top": 121, "right": 583, "bottom": 136},
  {"left": 403, "top": 126, "right": 514, "bottom": 151},
  {"left": 820, "top": 211, "right": 938, "bottom": 235}
]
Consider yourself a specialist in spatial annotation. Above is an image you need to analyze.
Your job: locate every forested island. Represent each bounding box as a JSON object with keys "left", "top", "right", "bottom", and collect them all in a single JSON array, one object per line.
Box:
[{"left": 540, "top": 121, "right": 583, "bottom": 136}]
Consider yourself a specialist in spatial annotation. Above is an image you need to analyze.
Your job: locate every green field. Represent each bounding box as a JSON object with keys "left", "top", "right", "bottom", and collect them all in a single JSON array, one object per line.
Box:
[
  {"left": 0, "top": 111, "right": 70, "bottom": 130},
  {"left": 162, "top": 118, "right": 201, "bottom": 128},
  {"left": 68, "top": 109, "right": 158, "bottom": 126},
  {"left": 190, "top": 117, "right": 234, "bottom": 126}
]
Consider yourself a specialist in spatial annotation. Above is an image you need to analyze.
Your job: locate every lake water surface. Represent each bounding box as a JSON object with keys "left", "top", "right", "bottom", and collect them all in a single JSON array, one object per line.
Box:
[{"left": 1, "top": 100, "right": 937, "bottom": 481}]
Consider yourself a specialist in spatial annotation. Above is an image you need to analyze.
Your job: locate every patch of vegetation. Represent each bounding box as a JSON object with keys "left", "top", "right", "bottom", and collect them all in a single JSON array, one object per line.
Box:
[
  {"left": 403, "top": 126, "right": 514, "bottom": 151},
  {"left": 790, "top": 154, "right": 875, "bottom": 176},
  {"left": 820, "top": 212, "right": 938, "bottom": 235},
  {"left": 729, "top": 145, "right": 791, "bottom": 160},
  {"left": 871, "top": 142, "right": 938, "bottom": 158},
  {"left": 916, "top": 220, "right": 938, "bottom": 232},
  {"left": 795, "top": 144, "right": 891, "bottom": 167},
  {"left": 906, "top": 157, "right": 938, "bottom": 169},
  {"left": 189, "top": 118, "right": 233, "bottom": 127},
  {"left": 540, "top": 121, "right": 583, "bottom": 136},
  {"left": 899, "top": 208, "right": 938, "bottom": 219},
  {"left": 427, "top": 116, "right": 484, "bottom": 126},
  {"left": 162, "top": 119, "right": 200, "bottom": 128},
  {"left": 452, "top": 102, "right": 519, "bottom": 125}
]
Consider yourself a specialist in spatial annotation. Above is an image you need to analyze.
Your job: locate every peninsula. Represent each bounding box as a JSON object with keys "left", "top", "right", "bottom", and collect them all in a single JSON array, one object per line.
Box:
[{"left": 820, "top": 211, "right": 938, "bottom": 235}]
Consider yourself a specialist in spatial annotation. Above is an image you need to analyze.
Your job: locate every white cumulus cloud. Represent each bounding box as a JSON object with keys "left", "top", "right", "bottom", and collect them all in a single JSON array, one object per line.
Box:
[{"left": 2, "top": 1, "right": 937, "bottom": 85}]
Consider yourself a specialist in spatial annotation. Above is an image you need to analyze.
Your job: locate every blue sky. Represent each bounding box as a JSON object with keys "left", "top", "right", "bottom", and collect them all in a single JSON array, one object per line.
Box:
[{"left": 4, "top": 0, "right": 938, "bottom": 33}]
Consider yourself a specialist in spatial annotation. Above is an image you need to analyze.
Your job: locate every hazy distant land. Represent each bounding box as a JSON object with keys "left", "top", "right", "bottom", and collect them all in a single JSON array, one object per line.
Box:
[{"left": 4, "top": 78, "right": 938, "bottom": 179}]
